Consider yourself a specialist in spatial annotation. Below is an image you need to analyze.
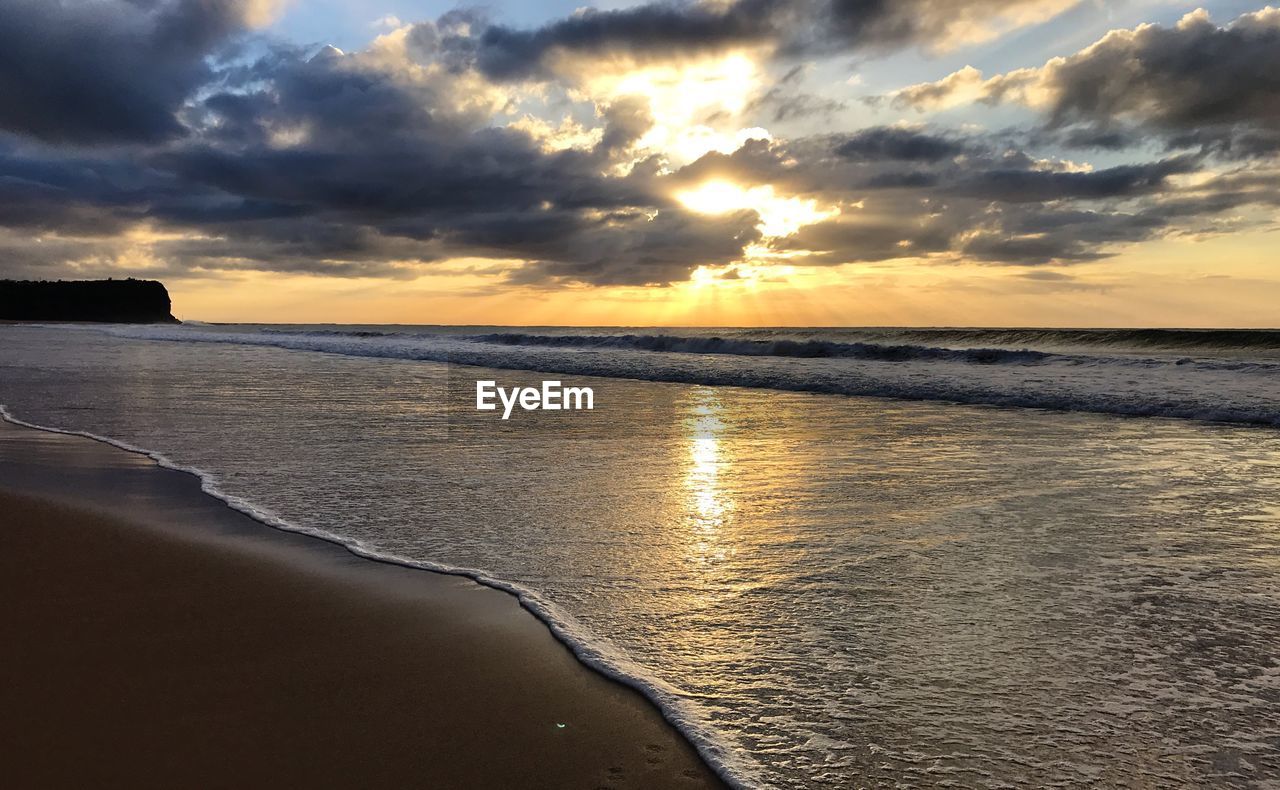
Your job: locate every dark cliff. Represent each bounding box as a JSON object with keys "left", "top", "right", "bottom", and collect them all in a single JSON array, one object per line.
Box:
[{"left": 0, "top": 279, "right": 178, "bottom": 323}]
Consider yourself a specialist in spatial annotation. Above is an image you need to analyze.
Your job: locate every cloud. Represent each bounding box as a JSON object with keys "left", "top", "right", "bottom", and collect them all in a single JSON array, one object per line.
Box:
[
  {"left": 888, "top": 65, "right": 987, "bottom": 111},
  {"left": 747, "top": 64, "right": 847, "bottom": 123},
  {"left": 0, "top": 37, "right": 762, "bottom": 286},
  {"left": 946, "top": 156, "right": 1200, "bottom": 203},
  {"left": 0, "top": 0, "right": 279, "bottom": 145},
  {"left": 498, "top": 209, "right": 762, "bottom": 286},
  {"left": 834, "top": 127, "right": 968, "bottom": 161},
  {"left": 595, "top": 97, "right": 656, "bottom": 159},
  {"left": 890, "top": 8, "right": 1280, "bottom": 158},
  {"left": 1020, "top": 9, "right": 1280, "bottom": 133},
  {"left": 679, "top": 132, "right": 1234, "bottom": 266},
  {"left": 0, "top": 0, "right": 1277, "bottom": 286},
  {"left": 445, "top": 0, "right": 1080, "bottom": 81}
]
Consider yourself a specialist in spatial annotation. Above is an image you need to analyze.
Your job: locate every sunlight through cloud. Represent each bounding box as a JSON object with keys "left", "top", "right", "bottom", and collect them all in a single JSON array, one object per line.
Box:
[
  {"left": 582, "top": 52, "right": 770, "bottom": 165},
  {"left": 677, "top": 181, "right": 839, "bottom": 238}
]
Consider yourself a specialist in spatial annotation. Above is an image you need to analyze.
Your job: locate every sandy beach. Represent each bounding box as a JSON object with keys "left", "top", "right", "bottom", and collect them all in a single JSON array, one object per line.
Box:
[{"left": 0, "top": 419, "right": 724, "bottom": 789}]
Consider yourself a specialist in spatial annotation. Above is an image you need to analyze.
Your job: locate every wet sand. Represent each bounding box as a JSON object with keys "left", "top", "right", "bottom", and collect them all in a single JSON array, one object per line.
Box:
[{"left": 0, "top": 419, "right": 725, "bottom": 789}]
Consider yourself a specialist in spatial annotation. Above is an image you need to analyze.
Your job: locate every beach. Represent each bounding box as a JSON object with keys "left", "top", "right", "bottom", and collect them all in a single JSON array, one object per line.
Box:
[
  {"left": 5, "top": 0, "right": 1280, "bottom": 782},
  {"left": 4, "top": 323, "right": 1280, "bottom": 787},
  {"left": 0, "top": 418, "right": 724, "bottom": 789}
]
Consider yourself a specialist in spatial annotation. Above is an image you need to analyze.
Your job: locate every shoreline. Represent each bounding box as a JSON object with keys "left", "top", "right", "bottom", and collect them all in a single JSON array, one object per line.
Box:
[
  {"left": 0, "top": 416, "right": 727, "bottom": 789},
  {"left": 0, "top": 403, "right": 748, "bottom": 786}
]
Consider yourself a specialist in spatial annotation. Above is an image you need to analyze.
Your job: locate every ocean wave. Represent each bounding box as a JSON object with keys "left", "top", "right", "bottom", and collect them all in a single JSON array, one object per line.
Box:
[
  {"left": 467, "top": 332, "right": 1053, "bottom": 365},
  {"left": 857, "top": 327, "right": 1280, "bottom": 353},
  {"left": 76, "top": 325, "right": 1280, "bottom": 427}
]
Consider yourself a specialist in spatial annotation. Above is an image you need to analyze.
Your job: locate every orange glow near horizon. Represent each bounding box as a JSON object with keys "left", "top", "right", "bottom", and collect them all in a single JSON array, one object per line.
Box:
[
  {"left": 141, "top": 202, "right": 1280, "bottom": 330},
  {"left": 164, "top": 226, "right": 1280, "bottom": 328}
]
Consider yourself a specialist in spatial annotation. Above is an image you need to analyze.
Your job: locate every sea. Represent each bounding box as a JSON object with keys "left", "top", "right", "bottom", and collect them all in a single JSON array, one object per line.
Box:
[{"left": 2, "top": 323, "right": 1279, "bottom": 788}]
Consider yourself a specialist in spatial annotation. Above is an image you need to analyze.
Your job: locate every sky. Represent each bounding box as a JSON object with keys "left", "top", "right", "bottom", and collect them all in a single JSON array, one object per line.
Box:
[{"left": 1, "top": 0, "right": 1279, "bottom": 326}]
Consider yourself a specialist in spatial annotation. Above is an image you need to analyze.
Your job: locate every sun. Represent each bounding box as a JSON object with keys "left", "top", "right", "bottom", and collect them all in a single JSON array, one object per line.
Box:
[
  {"left": 676, "top": 181, "right": 839, "bottom": 238},
  {"left": 675, "top": 181, "right": 748, "bottom": 215}
]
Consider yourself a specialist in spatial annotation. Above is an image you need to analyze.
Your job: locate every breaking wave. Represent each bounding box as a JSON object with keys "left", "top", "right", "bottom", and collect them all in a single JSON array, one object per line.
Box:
[
  {"left": 466, "top": 332, "right": 1052, "bottom": 364},
  {"left": 62, "top": 323, "right": 1280, "bottom": 427}
]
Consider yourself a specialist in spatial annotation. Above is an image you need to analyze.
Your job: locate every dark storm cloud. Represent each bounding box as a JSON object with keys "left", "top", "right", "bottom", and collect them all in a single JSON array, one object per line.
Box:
[
  {"left": 151, "top": 218, "right": 436, "bottom": 278},
  {"left": 1164, "top": 128, "right": 1280, "bottom": 160},
  {"left": 0, "top": 164, "right": 135, "bottom": 235},
  {"left": 493, "top": 209, "right": 762, "bottom": 286},
  {"left": 774, "top": 216, "right": 954, "bottom": 262},
  {"left": 0, "top": 0, "right": 266, "bottom": 144},
  {"left": 532, "top": 116, "right": 1270, "bottom": 268},
  {"left": 958, "top": 233, "right": 1106, "bottom": 264},
  {"left": 0, "top": 37, "right": 755, "bottom": 285},
  {"left": 896, "top": 9, "right": 1280, "bottom": 160},
  {"left": 778, "top": 198, "right": 1171, "bottom": 267},
  {"left": 464, "top": 0, "right": 776, "bottom": 80},
  {"left": 697, "top": 132, "right": 1227, "bottom": 266},
  {"left": 1051, "top": 126, "right": 1137, "bottom": 151},
  {"left": 594, "top": 97, "right": 656, "bottom": 159},
  {"left": 1026, "top": 10, "right": 1280, "bottom": 138},
  {"left": 0, "top": 230, "right": 126, "bottom": 279},
  {"left": 446, "top": 0, "right": 1073, "bottom": 80},
  {"left": 671, "top": 133, "right": 1194, "bottom": 212},
  {"left": 956, "top": 205, "right": 1171, "bottom": 264},
  {"left": 834, "top": 127, "right": 967, "bottom": 161},
  {"left": 0, "top": 143, "right": 201, "bottom": 233},
  {"left": 947, "top": 156, "right": 1199, "bottom": 203}
]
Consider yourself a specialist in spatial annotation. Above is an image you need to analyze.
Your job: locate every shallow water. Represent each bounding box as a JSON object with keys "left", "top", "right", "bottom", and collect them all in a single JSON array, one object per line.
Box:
[{"left": 3, "top": 324, "right": 1280, "bottom": 788}]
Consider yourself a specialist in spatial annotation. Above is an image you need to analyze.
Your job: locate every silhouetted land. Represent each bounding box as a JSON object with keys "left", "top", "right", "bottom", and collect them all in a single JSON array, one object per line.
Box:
[{"left": 0, "top": 279, "right": 177, "bottom": 323}]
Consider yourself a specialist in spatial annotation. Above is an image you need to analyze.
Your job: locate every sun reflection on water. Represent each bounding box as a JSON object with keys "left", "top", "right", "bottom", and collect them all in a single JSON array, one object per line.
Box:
[{"left": 683, "top": 390, "right": 735, "bottom": 564}]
